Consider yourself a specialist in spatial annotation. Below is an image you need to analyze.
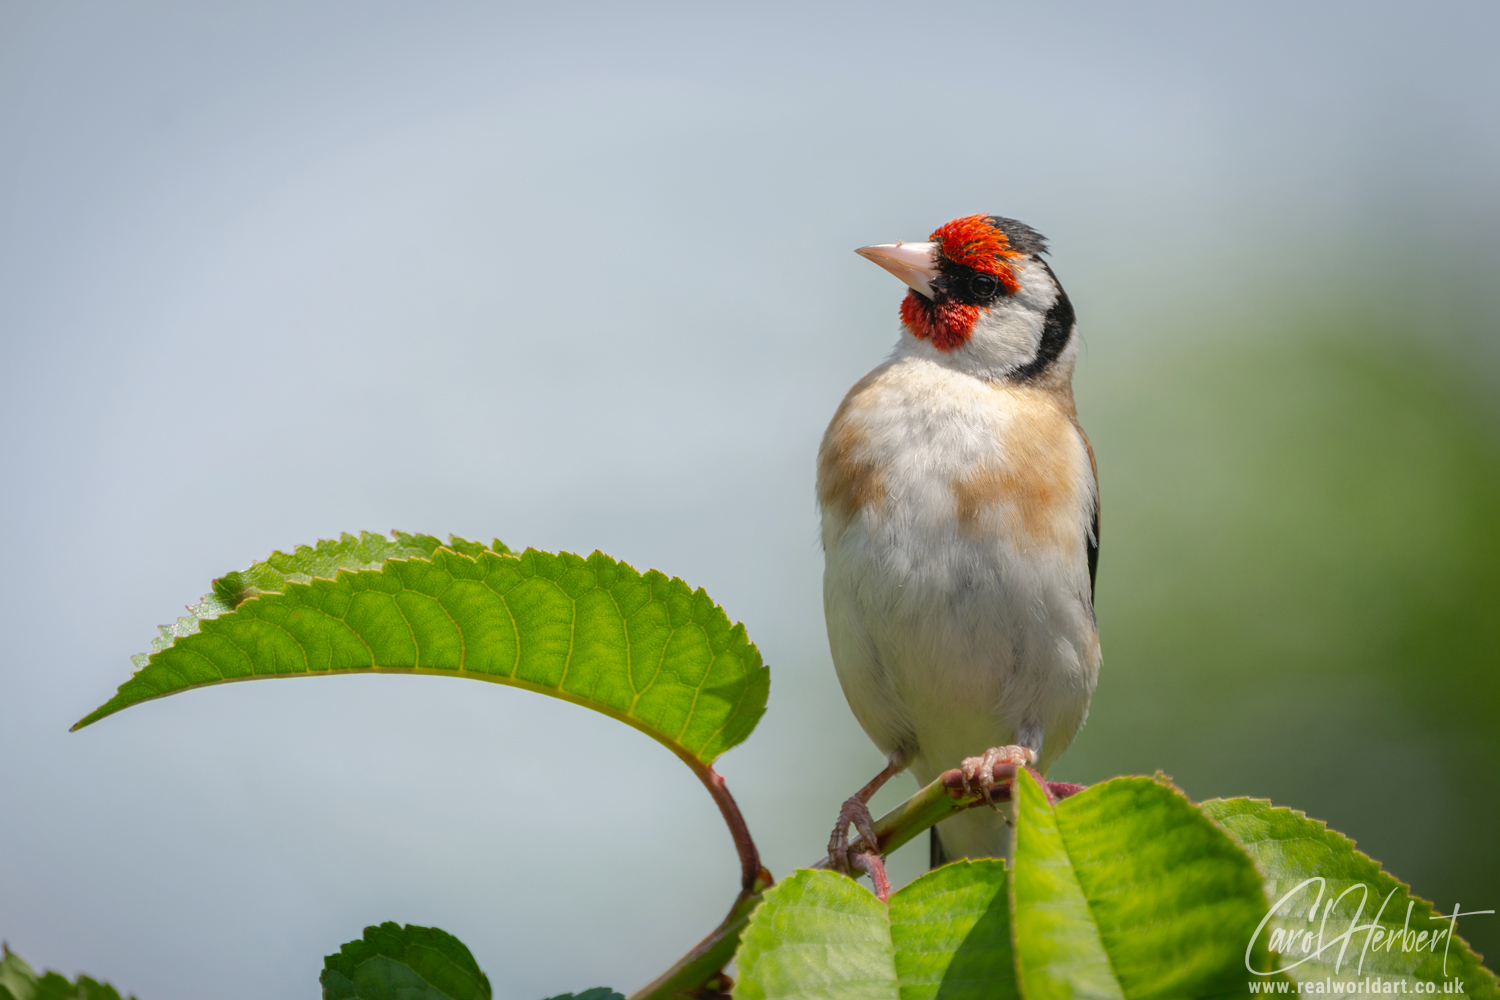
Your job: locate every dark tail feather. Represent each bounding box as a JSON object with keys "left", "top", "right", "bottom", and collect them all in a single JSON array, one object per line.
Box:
[{"left": 929, "top": 827, "right": 948, "bottom": 869}]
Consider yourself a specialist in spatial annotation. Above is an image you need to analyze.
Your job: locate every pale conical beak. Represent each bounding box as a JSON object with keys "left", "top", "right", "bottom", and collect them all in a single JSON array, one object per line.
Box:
[{"left": 855, "top": 241, "right": 939, "bottom": 299}]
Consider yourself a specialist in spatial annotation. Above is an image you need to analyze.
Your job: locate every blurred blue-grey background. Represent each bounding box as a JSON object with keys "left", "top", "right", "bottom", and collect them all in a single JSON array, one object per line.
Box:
[{"left": 2, "top": 2, "right": 1498, "bottom": 995}]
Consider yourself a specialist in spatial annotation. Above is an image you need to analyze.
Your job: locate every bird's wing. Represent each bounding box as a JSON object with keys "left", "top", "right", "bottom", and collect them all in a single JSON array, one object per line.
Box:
[
  {"left": 1088, "top": 498, "right": 1100, "bottom": 599},
  {"left": 1072, "top": 417, "right": 1100, "bottom": 599}
]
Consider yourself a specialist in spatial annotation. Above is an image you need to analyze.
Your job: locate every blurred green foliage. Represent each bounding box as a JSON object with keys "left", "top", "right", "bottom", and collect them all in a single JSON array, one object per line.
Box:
[
  {"left": 0, "top": 945, "right": 131, "bottom": 1000},
  {"left": 1069, "top": 318, "right": 1500, "bottom": 962}
]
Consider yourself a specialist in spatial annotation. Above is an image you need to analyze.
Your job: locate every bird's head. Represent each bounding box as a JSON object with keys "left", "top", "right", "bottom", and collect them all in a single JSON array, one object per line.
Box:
[{"left": 856, "top": 214, "right": 1075, "bottom": 382}]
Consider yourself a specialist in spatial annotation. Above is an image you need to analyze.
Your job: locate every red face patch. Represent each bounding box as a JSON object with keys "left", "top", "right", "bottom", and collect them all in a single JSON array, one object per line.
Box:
[
  {"left": 900, "top": 291, "right": 979, "bottom": 352},
  {"left": 900, "top": 215, "right": 1023, "bottom": 351}
]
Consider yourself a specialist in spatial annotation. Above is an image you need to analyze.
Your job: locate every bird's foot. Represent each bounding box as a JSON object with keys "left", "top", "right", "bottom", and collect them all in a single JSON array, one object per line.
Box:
[
  {"left": 957, "top": 745, "right": 1037, "bottom": 809},
  {"left": 850, "top": 851, "right": 893, "bottom": 903},
  {"left": 828, "top": 795, "right": 881, "bottom": 876},
  {"left": 941, "top": 757, "right": 1086, "bottom": 808}
]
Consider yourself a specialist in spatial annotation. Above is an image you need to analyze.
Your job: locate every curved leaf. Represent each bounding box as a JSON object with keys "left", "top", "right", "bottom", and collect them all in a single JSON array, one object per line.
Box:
[
  {"left": 321, "top": 922, "right": 490, "bottom": 1000},
  {"left": 1202, "top": 797, "right": 1499, "bottom": 998},
  {"left": 733, "top": 861, "right": 1017, "bottom": 1000},
  {"left": 1010, "top": 770, "right": 1275, "bottom": 999},
  {"left": 123, "top": 532, "right": 458, "bottom": 672},
  {"left": 75, "top": 533, "right": 769, "bottom": 765}
]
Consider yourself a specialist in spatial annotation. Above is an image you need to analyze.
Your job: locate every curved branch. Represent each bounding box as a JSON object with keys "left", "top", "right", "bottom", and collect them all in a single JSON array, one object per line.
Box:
[
  {"left": 699, "top": 766, "right": 761, "bottom": 894},
  {"left": 812, "top": 764, "right": 1085, "bottom": 867}
]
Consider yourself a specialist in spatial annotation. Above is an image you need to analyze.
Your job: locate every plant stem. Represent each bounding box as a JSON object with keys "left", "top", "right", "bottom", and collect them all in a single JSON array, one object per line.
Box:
[
  {"left": 630, "top": 756, "right": 769, "bottom": 1000},
  {"left": 829, "top": 768, "right": 1084, "bottom": 864},
  {"left": 694, "top": 764, "right": 761, "bottom": 894},
  {"left": 627, "top": 878, "right": 769, "bottom": 1000},
  {"left": 636, "top": 771, "right": 969, "bottom": 999},
  {"left": 639, "top": 760, "right": 1085, "bottom": 998}
]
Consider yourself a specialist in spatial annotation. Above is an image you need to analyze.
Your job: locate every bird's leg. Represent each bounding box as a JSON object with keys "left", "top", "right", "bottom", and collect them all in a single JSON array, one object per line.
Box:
[
  {"left": 828, "top": 750, "right": 909, "bottom": 876},
  {"left": 958, "top": 745, "right": 1037, "bottom": 810}
]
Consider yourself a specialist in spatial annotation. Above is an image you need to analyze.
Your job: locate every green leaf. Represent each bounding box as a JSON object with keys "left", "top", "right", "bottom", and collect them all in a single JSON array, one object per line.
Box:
[
  {"left": 538, "top": 990, "right": 624, "bottom": 1000},
  {"left": 1010, "top": 770, "right": 1275, "bottom": 999},
  {"left": 1202, "top": 798, "right": 1499, "bottom": 998},
  {"left": 320, "top": 922, "right": 490, "bottom": 1000},
  {"left": 889, "top": 862, "right": 1017, "bottom": 1000},
  {"left": 122, "top": 532, "right": 457, "bottom": 673},
  {"left": 75, "top": 532, "right": 769, "bottom": 765},
  {"left": 733, "top": 861, "right": 1017, "bottom": 1000},
  {"left": 0, "top": 946, "right": 133, "bottom": 1000}
]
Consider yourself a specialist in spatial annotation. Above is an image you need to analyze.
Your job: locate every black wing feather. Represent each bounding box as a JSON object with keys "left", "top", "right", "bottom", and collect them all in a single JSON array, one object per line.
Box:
[{"left": 1087, "top": 500, "right": 1099, "bottom": 599}]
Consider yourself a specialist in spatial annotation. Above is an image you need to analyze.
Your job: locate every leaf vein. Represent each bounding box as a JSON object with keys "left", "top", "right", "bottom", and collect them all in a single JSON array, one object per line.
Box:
[
  {"left": 488, "top": 582, "right": 522, "bottom": 679},
  {"left": 336, "top": 602, "right": 379, "bottom": 665},
  {"left": 627, "top": 611, "right": 674, "bottom": 716},
  {"left": 427, "top": 572, "right": 467, "bottom": 673},
  {"left": 388, "top": 593, "right": 421, "bottom": 668},
  {"left": 247, "top": 610, "right": 314, "bottom": 674},
  {"left": 181, "top": 644, "right": 234, "bottom": 684},
  {"left": 211, "top": 628, "right": 267, "bottom": 677},
  {"left": 555, "top": 588, "right": 580, "bottom": 695}
]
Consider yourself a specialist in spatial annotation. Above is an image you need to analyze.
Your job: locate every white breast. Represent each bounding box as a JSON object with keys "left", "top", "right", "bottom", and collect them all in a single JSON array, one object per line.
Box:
[{"left": 817, "top": 352, "right": 1100, "bottom": 813}]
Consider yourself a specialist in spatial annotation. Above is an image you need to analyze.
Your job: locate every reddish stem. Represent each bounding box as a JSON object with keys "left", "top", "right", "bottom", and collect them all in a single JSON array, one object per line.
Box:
[
  {"left": 697, "top": 765, "right": 761, "bottom": 894},
  {"left": 852, "top": 852, "right": 893, "bottom": 902},
  {"left": 1047, "top": 781, "right": 1087, "bottom": 800}
]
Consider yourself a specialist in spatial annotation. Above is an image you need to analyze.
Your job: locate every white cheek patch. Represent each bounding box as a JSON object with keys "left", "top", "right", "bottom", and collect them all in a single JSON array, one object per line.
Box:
[
  {"left": 967, "top": 300, "right": 1042, "bottom": 369},
  {"left": 959, "top": 260, "right": 1059, "bottom": 375},
  {"left": 1012, "top": 260, "right": 1061, "bottom": 313}
]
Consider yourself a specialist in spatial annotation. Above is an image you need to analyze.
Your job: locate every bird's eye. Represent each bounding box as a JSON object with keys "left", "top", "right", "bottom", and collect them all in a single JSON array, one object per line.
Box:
[{"left": 969, "top": 273, "right": 999, "bottom": 297}]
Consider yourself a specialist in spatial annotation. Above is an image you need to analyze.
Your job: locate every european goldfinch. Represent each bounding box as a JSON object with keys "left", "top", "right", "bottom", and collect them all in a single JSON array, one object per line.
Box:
[{"left": 820, "top": 214, "right": 1099, "bottom": 870}]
